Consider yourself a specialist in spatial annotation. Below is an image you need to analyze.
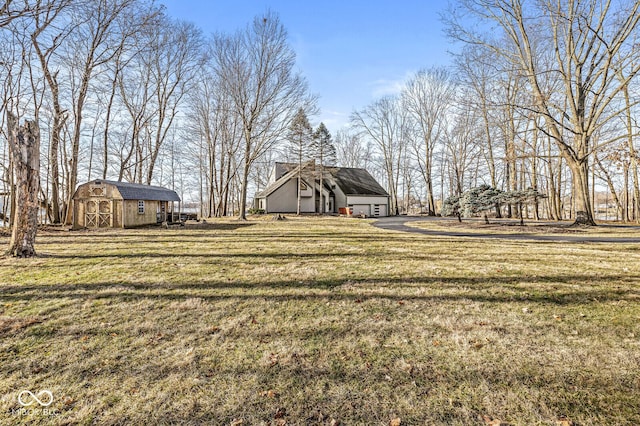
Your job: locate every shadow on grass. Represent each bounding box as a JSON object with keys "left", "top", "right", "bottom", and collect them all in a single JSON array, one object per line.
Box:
[
  {"left": 1, "top": 275, "right": 637, "bottom": 306},
  {"left": 40, "top": 251, "right": 389, "bottom": 260},
  {"left": 374, "top": 217, "right": 640, "bottom": 243},
  {"left": 184, "top": 222, "right": 257, "bottom": 231},
  {"left": 36, "top": 233, "right": 391, "bottom": 246}
]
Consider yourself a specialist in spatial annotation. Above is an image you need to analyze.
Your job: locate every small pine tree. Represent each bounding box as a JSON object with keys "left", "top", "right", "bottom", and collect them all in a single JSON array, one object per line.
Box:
[
  {"left": 443, "top": 185, "right": 547, "bottom": 225},
  {"left": 443, "top": 185, "right": 502, "bottom": 223},
  {"left": 311, "top": 122, "right": 336, "bottom": 213},
  {"left": 442, "top": 194, "right": 462, "bottom": 222},
  {"left": 287, "top": 108, "right": 313, "bottom": 215},
  {"left": 460, "top": 185, "right": 503, "bottom": 223}
]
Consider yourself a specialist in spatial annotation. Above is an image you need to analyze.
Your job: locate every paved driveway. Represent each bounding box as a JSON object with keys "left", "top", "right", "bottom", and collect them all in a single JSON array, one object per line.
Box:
[{"left": 373, "top": 216, "right": 640, "bottom": 243}]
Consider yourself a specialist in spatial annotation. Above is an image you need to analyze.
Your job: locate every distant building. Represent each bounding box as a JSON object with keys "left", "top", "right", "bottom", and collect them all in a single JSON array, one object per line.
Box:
[
  {"left": 254, "top": 162, "right": 390, "bottom": 217},
  {"left": 72, "top": 180, "right": 180, "bottom": 229}
]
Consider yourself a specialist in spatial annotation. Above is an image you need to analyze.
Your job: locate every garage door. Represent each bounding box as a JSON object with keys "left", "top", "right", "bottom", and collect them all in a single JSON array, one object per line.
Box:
[
  {"left": 373, "top": 204, "right": 387, "bottom": 217},
  {"left": 351, "top": 204, "right": 370, "bottom": 217}
]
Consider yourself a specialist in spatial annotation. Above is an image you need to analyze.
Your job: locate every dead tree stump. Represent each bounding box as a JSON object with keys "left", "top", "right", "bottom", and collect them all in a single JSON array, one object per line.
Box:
[{"left": 6, "top": 114, "right": 40, "bottom": 257}]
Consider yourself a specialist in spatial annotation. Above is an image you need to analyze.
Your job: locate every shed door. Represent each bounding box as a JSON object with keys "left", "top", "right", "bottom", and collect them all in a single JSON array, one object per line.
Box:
[
  {"left": 85, "top": 198, "right": 112, "bottom": 228},
  {"left": 86, "top": 200, "right": 98, "bottom": 227},
  {"left": 98, "top": 200, "right": 112, "bottom": 227}
]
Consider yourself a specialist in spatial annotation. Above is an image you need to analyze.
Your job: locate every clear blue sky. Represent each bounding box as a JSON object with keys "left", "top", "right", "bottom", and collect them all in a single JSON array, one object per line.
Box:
[{"left": 160, "top": 0, "right": 453, "bottom": 133}]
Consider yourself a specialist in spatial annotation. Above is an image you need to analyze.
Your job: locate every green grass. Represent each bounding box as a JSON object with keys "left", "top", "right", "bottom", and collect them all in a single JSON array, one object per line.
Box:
[{"left": 0, "top": 216, "right": 639, "bottom": 425}]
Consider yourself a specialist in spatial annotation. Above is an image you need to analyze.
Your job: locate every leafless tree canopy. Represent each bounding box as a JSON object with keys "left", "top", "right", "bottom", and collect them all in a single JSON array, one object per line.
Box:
[
  {"left": 212, "top": 11, "right": 315, "bottom": 219},
  {"left": 445, "top": 0, "right": 640, "bottom": 224},
  {"left": 1, "top": 1, "right": 640, "bottom": 226}
]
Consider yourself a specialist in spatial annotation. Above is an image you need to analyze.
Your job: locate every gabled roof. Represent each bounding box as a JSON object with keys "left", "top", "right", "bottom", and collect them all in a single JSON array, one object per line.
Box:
[
  {"left": 89, "top": 180, "right": 180, "bottom": 202},
  {"left": 332, "top": 167, "right": 389, "bottom": 196},
  {"left": 255, "top": 164, "right": 388, "bottom": 198},
  {"left": 255, "top": 163, "right": 311, "bottom": 198}
]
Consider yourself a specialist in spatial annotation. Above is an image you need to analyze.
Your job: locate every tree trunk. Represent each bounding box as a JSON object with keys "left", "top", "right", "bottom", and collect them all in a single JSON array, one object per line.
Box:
[
  {"left": 623, "top": 84, "right": 640, "bottom": 222},
  {"left": 556, "top": 158, "right": 564, "bottom": 220},
  {"left": 318, "top": 162, "right": 324, "bottom": 214},
  {"left": 296, "top": 149, "right": 302, "bottom": 215},
  {"left": 569, "top": 158, "right": 596, "bottom": 225},
  {"left": 103, "top": 72, "right": 117, "bottom": 180},
  {"left": 631, "top": 151, "right": 640, "bottom": 223},
  {"left": 595, "top": 155, "right": 623, "bottom": 221},
  {"left": 426, "top": 171, "right": 436, "bottom": 216},
  {"left": 531, "top": 119, "right": 540, "bottom": 220},
  {"left": 7, "top": 114, "right": 40, "bottom": 257},
  {"left": 238, "top": 144, "right": 250, "bottom": 220},
  {"left": 623, "top": 163, "right": 630, "bottom": 222}
]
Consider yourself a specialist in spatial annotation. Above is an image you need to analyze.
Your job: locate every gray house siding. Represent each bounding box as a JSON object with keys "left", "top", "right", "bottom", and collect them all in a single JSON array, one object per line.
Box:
[{"left": 265, "top": 178, "right": 315, "bottom": 213}]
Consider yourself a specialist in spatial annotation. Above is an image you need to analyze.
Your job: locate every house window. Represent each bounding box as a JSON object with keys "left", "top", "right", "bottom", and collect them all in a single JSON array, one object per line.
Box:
[{"left": 138, "top": 200, "right": 145, "bottom": 214}]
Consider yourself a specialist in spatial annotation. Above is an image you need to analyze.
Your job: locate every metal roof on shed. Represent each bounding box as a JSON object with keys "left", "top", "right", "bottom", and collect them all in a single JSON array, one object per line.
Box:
[{"left": 90, "top": 180, "right": 180, "bottom": 202}]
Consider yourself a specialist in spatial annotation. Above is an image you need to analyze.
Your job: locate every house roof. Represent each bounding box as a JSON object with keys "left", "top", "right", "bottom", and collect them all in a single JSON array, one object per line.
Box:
[
  {"left": 89, "top": 180, "right": 181, "bottom": 202},
  {"left": 332, "top": 167, "right": 388, "bottom": 196},
  {"left": 255, "top": 163, "right": 310, "bottom": 198},
  {"left": 255, "top": 164, "right": 388, "bottom": 198}
]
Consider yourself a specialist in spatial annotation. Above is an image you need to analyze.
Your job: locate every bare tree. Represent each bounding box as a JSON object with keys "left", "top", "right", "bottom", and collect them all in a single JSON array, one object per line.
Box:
[
  {"left": 454, "top": 46, "right": 501, "bottom": 189},
  {"left": 115, "top": 14, "right": 202, "bottom": 186},
  {"left": 334, "top": 129, "right": 373, "bottom": 170},
  {"left": 311, "top": 122, "right": 336, "bottom": 213},
  {"left": 213, "top": 12, "right": 314, "bottom": 220},
  {"left": 144, "top": 19, "right": 203, "bottom": 185},
  {"left": 619, "top": 69, "right": 640, "bottom": 222},
  {"left": 447, "top": 0, "right": 640, "bottom": 225},
  {"left": 287, "top": 108, "right": 313, "bottom": 215},
  {"left": 351, "top": 95, "right": 407, "bottom": 215},
  {"left": 443, "top": 107, "right": 482, "bottom": 197},
  {"left": 62, "top": 0, "right": 152, "bottom": 223},
  {"left": 187, "top": 65, "right": 242, "bottom": 218},
  {"left": 96, "top": 1, "right": 159, "bottom": 180},
  {"left": 117, "top": 52, "right": 153, "bottom": 182},
  {"left": 402, "top": 67, "right": 455, "bottom": 215},
  {"left": 0, "top": 0, "right": 61, "bottom": 28},
  {"left": 29, "top": 0, "right": 72, "bottom": 223}
]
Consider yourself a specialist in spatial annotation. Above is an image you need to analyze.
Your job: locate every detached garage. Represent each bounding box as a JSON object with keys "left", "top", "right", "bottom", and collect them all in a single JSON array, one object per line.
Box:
[
  {"left": 332, "top": 168, "right": 390, "bottom": 217},
  {"left": 72, "top": 179, "right": 180, "bottom": 229},
  {"left": 348, "top": 197, "right": 388, "bottom": 217}
]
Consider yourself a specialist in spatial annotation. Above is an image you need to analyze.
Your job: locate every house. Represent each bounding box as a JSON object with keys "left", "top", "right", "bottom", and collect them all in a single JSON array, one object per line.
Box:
[
  {"left": 71, "top": 179, "right": 181, "bottom": 229},
  {"left": 254, "top": 162, "right": 390, "bottom": 217}
]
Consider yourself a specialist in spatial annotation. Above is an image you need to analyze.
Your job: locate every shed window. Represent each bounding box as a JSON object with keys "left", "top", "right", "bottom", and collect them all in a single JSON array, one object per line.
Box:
[{"left": 138, "top": 200, "right": 145, "bottom": 214}]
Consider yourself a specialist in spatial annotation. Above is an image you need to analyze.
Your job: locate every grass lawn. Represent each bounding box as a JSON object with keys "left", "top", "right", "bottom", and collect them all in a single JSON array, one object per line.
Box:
[{"left": 0, "top": 216, "right": 639, "bottom": 425}]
